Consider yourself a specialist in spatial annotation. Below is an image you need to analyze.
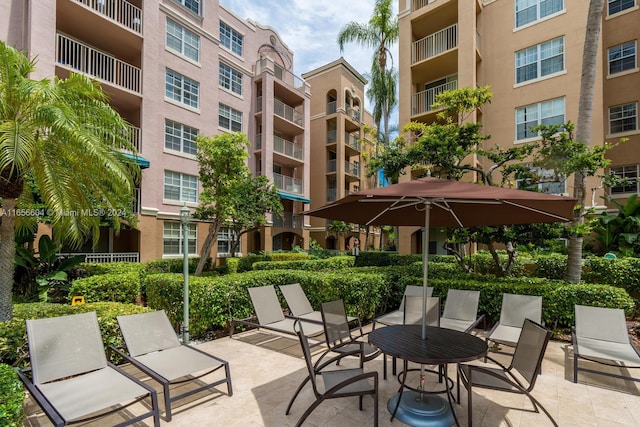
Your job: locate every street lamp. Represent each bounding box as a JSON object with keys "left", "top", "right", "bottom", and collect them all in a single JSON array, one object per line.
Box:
[{"left": 180, "top": 202, "right": 191, "bottom": 344}]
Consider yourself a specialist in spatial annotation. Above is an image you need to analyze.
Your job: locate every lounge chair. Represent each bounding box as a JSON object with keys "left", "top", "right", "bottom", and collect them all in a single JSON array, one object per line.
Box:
[
  {"left": 486, "top": 293, "right": 542, "bottom": 355},
  {"left": 439, "top": 289, "right": 485, "bottom": 333},
  {"left": 572, "top": 304, "right": 640, "bottom": 384},
  {"left": 230, "top": 285, "right": 325, "bottom": 344},
  {"left": 17, "top": 311, "right": 160, "bottom": 427},
  {"left": 279, "top": 283, "right": 358, "bottom": 325},
  {"left": 372, "top": 285, "right": 433, "bottom": 329},
  {"left": 113, "top": 310, "right": 233, "bottom": 421},
  {"left": 285, "top": 320, "right": 378, "bottom": 427},
  {"left": 458, "top": 319, "right": 557, "bottom": 426}
]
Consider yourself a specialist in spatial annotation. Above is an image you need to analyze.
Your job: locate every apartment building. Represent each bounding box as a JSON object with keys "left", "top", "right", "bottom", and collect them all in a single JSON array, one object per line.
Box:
[
  {"left": 397, "top": 0, "right": 639, "bottom": 254},
  {"left": 303, "top": 58, "right": 378, "bottom": 251},
  {"left": 1, "top": 0, "right": 311, "bottom": 263}
]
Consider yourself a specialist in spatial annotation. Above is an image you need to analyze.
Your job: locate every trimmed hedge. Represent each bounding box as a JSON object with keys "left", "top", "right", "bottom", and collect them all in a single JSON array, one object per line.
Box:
[
  {"left": 69, "top": 272, "right": 141, "bottom": 303},
  {"left": 0, "top": 363, "right": 24, "bottom": 426},
  {"left": 79, "top": 261, "right": 146, "bottom": 276},
  {"left": 145, "top": 257, "right": 211, "bottom": 274},
  {"left": 0, "top": 302, "right": 151, "bottom": 368},
  {"left": 252, "top": 256, "right": 354, "bottom": 271}
]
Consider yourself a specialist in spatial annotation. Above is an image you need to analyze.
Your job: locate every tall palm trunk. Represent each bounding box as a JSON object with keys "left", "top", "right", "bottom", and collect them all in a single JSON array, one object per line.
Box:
[
  {"left": 0, "top": 198, "right": 16, "bottom": 321},
  {"left": 566, "top": 0, "right": 605, "bottom": 282}
]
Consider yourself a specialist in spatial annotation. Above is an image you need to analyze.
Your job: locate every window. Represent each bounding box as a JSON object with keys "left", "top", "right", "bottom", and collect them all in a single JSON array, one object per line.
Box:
[
  {"left": 220, "top": 22, "right": 243, "bottom": 56},
  {"left": 515, "top": 37, "right": 564, "bottom": 83},
  {"left": 165, "top": 69, "right": 199, "bottom": 108},
  {"left": 608, "top": 41, "right": 637, "bottom": 74},
  {"left": 217, "top": 227, "right": 239, "bottom": 254},
  {"left": 164, "top": 171, "right": 198, "bottom": 202},
  {"left": 608, "top": 0, "right": 636, "bottom": 15},
  {"left": 175, "top": 0, "right": 200, "bottom": 15},
  {"left": 219, "top": 104, "right": 242, "bottom": 131},
  {"left": 516, "top": 165, "right": 566, "bottom": 194},
  {"left": 165, "top": 120, "right": 198, "bottom": 155},
  {"left": 515, "top": 0, "right": 563, "bottom": 27},
  {"left": 166, "top": 19, "right": 200, "bottom": 62},
  {"left": 219, "top": 63, "right": 242, "bottom": 95},
  {"left": 515, "top": 97, "right": 565, "bottom": 140},
  {"left": 609, "top": 102, "right": 638, "bottom": 134},
  {"left": 163, "top": 222, "right": 197, "bottom": 255},
  {"left": 610, "top": 165, "right": 639, "bottom": 194}
]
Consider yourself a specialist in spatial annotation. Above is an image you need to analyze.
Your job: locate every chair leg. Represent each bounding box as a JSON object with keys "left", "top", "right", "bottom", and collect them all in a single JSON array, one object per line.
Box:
[
  {"left": 295, "top": 398, "right": 325, "bottom": 427},
  {"left": 383, "top": 353, "right": 387, "bottom": 380},
  {"left": 573, "top": 353, "right": 578, "bottom": 383},
  {"left": 467, "top": 382, "right": 473, "bottom": 427},
  {"left": 527, "top": 392, "right": 559, "bottom": 426},
  {"left": 359, "top": 395, "right": 363, "bottom": 410},
  {"left": 225, "top": 363, "right": 233, "bottom": 396},
  {"left": 373, "top": 389, "right": 379, "bottom": 426},
  {"left": 163, "top": 383, "right": 172, "bottom": 422},
  {"left": 286, "top": 375, "right": 311, "bottom": 415},
  {"left": 150, "top": 389, "right": 161, "bottom": 427}
]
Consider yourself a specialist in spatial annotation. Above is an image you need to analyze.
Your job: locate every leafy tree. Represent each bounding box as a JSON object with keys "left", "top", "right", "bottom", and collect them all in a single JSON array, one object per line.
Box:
[
  {"left": 589, "top": 194, "right": 640, "bottom": 256},
  {"left": 224, "top": 174, "right": 283, "bottom": 257},
  {"left": 0, "top": 41, "right": 138, "bottom": 321},
  {"left": 326, "top": 220, "right": 352, "bottom": 246}
]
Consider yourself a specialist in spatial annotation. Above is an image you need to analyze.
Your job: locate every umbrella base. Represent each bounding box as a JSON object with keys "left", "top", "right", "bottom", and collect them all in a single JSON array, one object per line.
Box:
[{"left": 387, "top": 390, "right": 455, "bottom": 427}]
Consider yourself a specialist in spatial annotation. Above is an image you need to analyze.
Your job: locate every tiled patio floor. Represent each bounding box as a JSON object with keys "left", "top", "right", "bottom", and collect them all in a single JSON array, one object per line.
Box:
[{"left": 23, "top": 326, "right": 640, "bottom": 426}]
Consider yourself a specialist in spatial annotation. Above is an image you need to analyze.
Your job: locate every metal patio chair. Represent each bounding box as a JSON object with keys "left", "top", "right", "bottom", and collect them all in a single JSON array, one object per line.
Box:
[
  {"left": 372, "top": 285, "right": 433, "bottom": 329},
  {"left": 486, "top": 293, "right": 542, "bottom": 357},
  {"left": 439, "top": 289, "right": 485, "bottom": 333},
  {"left": 279, "top": 283, "right": 358, "bottom": 325}
]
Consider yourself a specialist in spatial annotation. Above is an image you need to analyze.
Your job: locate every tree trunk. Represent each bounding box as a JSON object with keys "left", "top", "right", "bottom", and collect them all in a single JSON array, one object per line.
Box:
[
  {"left": 195, "top": 221, "right": 221, "bottom": 276},
  {"left": 0, "top": 198, "right": 17, "bottom": 321},
  {"left": 566, "top": 0, "right": 604, "bottom": 282}
]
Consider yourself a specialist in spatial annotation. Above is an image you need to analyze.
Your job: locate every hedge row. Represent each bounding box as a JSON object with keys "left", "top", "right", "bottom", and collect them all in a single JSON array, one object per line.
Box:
[
  {"left": 252, "top": 256, "right": 355, "bottom": 271},
  {"left": 0, "top": 363, "right": 23, "bottom": 426},
  {"left": 0, "top": 302, "right": 151, "bottom": 368}
]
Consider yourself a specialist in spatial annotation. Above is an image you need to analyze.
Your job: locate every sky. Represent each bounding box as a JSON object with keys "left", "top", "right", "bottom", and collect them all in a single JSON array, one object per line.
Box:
[{"left": 220, "top": 0, "right": 399, "bottom": 123}]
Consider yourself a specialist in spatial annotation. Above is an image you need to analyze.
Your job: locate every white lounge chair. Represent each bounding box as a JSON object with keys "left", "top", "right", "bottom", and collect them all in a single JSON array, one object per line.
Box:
[
  {"left": 486, "top": 293, "right": 542, "bottom": 355},
  {"left": 279, "top": 283, "right": 358, "bottom": 325},
  {"left": 439, "top": 289, "right": 485, "bottom": 333},
  {"left": 372, "top": 285, "right": 433, "bottom": 328}
]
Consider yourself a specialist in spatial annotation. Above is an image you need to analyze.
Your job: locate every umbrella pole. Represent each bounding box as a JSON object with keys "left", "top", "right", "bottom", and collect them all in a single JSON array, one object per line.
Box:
[{"left": 421, "top": 202, "right": 431, "bottom": 340}]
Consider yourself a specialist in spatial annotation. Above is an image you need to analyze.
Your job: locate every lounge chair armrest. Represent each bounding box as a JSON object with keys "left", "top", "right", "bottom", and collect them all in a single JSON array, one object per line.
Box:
[
  {"left": 322, "top": 370, "right": 378, "bottom": 396},
  {"left": 460, "top": 363, "right": 526, "bottom": 391}
]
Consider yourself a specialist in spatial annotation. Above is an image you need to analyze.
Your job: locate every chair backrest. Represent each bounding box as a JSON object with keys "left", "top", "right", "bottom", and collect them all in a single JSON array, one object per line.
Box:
[
  {"left": 398, "top": 285, "right": 433, "bottom": 311},
  {"left": 280, "top": 283, "right": 313, "bottom": 317},
  {"left": 26, "top": 311, "right": 108, "bottom": 385},
  {"left": 321, "top": 299, "right": 352, "bottom": 346},
  {"left": 500, "top": 293, "right": 542, "bottom": 328},
  {"left": 248, "top": 285, "right": 285, "bottom": 325},
  {"left": 575, "top": 305, "right": 630, "bottom": 344},
  {"left": 295, "top": 321, "right": 321, "bottom": 396},
  {"left": 442, "top": 289, "right": 480, "bottom": 322},
  {"left": 117, "top": 310, "right": 181, "bottom": 357},
  {"left": 511, "top": 319, "right": 551, "bottom": 389},
  {"left": 404, "top": 296, "right": 440, "bottom": 327}
]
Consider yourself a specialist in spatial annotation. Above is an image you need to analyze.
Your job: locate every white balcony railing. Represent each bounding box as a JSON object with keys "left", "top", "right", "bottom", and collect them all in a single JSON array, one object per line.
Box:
[
  {"left": 256, "top": 57, "right": 306, "bottom": 92},
  {"left": 345, "top": 132, "right": 361, "bottom": 151},
  {"left": 56, "top": 33, "right": 142, "bottom": 93},
  {"left": 273, "top": 212, "right": 302, "bottom": 228},
  {"left": 58, "top": 252, "right": 140, "bottom": 263},
  {"left": 76, "top": 0, "right": 142, "bottom": 34},
  {"left": 274, "top": 99, "right": 304, "bottom": 126},
  {"left": 274, "top": 172, "right": 303, "bottom": 194},
  {"left": 412, "top": 24, "right": 458, "bottom": 64},
  {"left": 131, "top": 187, "right": 141, "bottom": 214},
  {"left": 274, "top": 135, "right": 304, "bottom": 160},
  {"left": 413, "top": 0, "right": 437, "bottom": 12},
  {"left": 412, "top": 80, "right": 458, "bottom": 116}
]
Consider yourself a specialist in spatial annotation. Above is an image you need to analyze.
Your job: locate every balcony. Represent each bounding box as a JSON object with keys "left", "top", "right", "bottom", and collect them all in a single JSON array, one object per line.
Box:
[
  {"left": 412, "top": 80, "right": 458, "bottom": 116},
  {"left": 327, "top": 101, "right": 337, "bottom": 114},
  {"left": 345, "top": 132, "right": 361, "bottom": 152},
  {"left": 256, "top": 57, "right": 307, "bottom": 95},
  {"left": 327, "top": 129, "right": 337, "bottom": 144},
  {"left": 345, "top": 161, "right": 360, "bottom": 178},
  {"left": 274, "top": 135, "right": 304, "bottom": 161},
  {"left": 412, "top": 0, "right": 437, "bottom": 12},
  {"left": 327, "top": 159, "right": 337, "bottom": 173},
  {"left": 346, "top": 107, "right": 361, "bottom": 123},
  {"left": 131, "top": 187, "right": 141, "bottom": 214},
  {"left": 275, "top": 99, "right": 304, "bottom": 126},
  {"left": 274, "top": 173, "right": 303, "bottom": 195},
  {"left": 412, "top": 24, "right": 457, "bottom": 64},
  {"left": 272, "top": 212, "right": 302, "bottom": 229},
  {"left": 57, "top": 252, "right": 139, "bottom": 262},
  {"left": 75, "top": 0, "right": 142, "bottom": 34},
  {"left": 327, "top": 188, "right": 337, "bottom": 202},
  {"left": 56, "top": 33, "right": 142, "bottom": 94}
]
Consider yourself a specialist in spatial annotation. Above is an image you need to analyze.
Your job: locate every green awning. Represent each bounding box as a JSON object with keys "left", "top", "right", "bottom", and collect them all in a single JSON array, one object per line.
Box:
[
  {"left": 122, "top": 152, "right": 150, "bottom": 169},
  {"left": 278, "top": 191, "right": 311, "bottom": 204}
]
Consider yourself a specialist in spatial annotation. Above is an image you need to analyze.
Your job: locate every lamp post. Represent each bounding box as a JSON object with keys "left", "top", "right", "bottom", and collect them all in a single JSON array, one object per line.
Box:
[{"left": 180, "top": 202, "right": 191, "bottom": 344}]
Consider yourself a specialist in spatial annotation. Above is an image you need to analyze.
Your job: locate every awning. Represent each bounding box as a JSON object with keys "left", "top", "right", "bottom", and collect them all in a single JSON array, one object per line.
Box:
[
  {"left": 278, "top": 191, "right": 311, "bottom": 204},
  {"left": 122, "top": 152, "right": 150, "bottom": 169}
]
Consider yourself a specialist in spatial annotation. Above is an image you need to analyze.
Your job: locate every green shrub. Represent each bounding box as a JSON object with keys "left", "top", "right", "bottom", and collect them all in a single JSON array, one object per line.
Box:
[
  {"left": 584, "top": 257, "right": 640, "bottom": 296},
  {"left": 79, "top": 262, "right": 146, "bottom": 276},
  {"left": 353, "top": 251, "right": 398, "bottom": 267},
  {"left": 532, "top": 254, "right": 567, "bottom": 280},
  {"left": 0, "top": 303, "right": 151, "bottom": 367},
  {"left": 226, "top": 258, "right": 240, "bottom": 274},
  {"left": 69, "top": 272, "right": 141, "bottom": 304},
  {"left": 252, "top": 256, "right": 354, "bottom": 271},
  {"left": 270, "top": 253, "right": 310, "bottom": 261},
  {"left": 0, "top": 363, "right": 24, "bottom": 427},
  {"left": 144, "top": 257, "right": 211, "bottom": 274},
  {"left": 237, "top": 254, "right": 269, "bottom": 272}
]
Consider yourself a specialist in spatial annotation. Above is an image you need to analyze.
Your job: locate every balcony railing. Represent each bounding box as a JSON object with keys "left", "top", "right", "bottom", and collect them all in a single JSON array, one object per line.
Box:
[
  {"left": 327, "top": 159, "right": 337, "bottom": 173},
  {"left": 58, "top": 252, "right": 140, "bottom": 263},
  {"left": 412, "top": 80, "right": 458, "bottom": 116},
  {"left": 413, "top": 0, "right": 436, "bottom": 12},
  {"left": 274, "top": 172, "right": 303, "bottom": 194},
  {"left": 76, "top": 0, "right": 142, "bottom": 34},
  {"left": 256, "top": 57, "right": 307, "bottom": 92},
  {"left": 345, "top": 132, "right": 361, "bottom": 151},
  {"left": 345, "top": 161, "right": 360, "bottom": 177},
  {"left": 131, "top": 187, "right": 141, "bottom": 214},
  {"left": 56, "top": 33, "right": 142, "bottom": 93},
  {"left": 327, "top": 129, "right": 337, "bottom": 144},
  {"left": 346, "top": 107, "right": 361, "bottom": 123},
  {"left": 127, "top": 125, "right": 141, "bottom": 151},
  {"left": 274, "top": 135, "right": 304, "bottom": 160},
  {"left": 327, "top": 188, "right": 337, "bottom": 202},
  {"left": 274, "top": 99, "right": 304, "bottom": 126},
  {"left": 327, "top": 101, "right": 337, "bottom": 114},
  {"left": 412, "top": 24, "right": 458, "bottom": 64},
  {"left": 273, "top": 212, "right": 302, "bottom": 228}
]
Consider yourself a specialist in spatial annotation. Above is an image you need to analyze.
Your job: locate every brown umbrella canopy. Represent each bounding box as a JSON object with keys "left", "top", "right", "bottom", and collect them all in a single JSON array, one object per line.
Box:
[{"left": 304, "top": 177, "right": 577, "bottom": 227}]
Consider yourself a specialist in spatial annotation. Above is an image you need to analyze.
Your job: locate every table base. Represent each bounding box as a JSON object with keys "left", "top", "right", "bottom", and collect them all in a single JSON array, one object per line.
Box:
[{"left": 387, "top": 391, "right": 455, "bottom": 427}]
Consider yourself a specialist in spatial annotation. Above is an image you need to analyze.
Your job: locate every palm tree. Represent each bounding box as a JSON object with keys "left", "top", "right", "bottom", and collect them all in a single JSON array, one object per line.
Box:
[
  {"left": 566, "top": 0, "right": 605, "bottom": 282},
  {"left": 0, "top": 41, "right": 138, "bottom": 320},
  {"left": 337, "top": 0, "right": 398, "bottom": 147}
]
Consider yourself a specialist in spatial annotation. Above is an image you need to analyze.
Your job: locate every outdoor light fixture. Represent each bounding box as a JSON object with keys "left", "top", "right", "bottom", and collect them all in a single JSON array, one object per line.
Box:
[{"left": 180, "top": 202, "right": 191, "bottom": 344}]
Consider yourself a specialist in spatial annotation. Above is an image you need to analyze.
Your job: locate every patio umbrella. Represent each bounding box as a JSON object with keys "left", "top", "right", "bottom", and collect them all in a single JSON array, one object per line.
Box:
[{"left": 304, "top": 177, "right": 577, "bottom": 339}]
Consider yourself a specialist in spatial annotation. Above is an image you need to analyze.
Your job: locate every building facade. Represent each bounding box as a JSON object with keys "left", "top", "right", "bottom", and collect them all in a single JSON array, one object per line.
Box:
[
  {"left": 397, "top": 0, "right": 639, "bottom": 254},
  {"left": 1, "top": 0, "right": 312, "bottom": 263}
]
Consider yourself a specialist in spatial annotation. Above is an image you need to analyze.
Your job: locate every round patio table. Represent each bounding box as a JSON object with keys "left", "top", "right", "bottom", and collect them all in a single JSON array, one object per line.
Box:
[{"left": 369, "top": 325, "right": 488, "bottom": 427}]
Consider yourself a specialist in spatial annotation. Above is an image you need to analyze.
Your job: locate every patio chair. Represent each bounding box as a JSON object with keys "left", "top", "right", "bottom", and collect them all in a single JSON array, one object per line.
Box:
[
  {"left": 279, "top": 283, "right": 359, "bottom": 325},
  {"left": 230, "top": 285, "right": 325, "bottom": 344},
  {"left": 486, "top": 293, "right": 542, "bottom": 356},
  {"left": 285, "top": 320, "right": 379, "bottom": 427},
  {"left": 372, "top": 285, "right": 433, "bottom": 329},
  {"left": 457, "top": 319, "right": 557, "bottom": 427},
  {"left": 439, "top": 289, "right": 485, "bottom": 333},
  {"left": 572, "top": 305, "right": 640, "bottom": 384},
  {"left": 17, "top": 311, "right": 160, "bottom": 427},
  {"left": 112, "top": 310, "right": 233, "bottom": 422}
]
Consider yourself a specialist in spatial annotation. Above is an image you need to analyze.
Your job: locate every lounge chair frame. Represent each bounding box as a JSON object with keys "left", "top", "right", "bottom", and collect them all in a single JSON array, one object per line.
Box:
[{"left": 486, "top": 293, "right": 542, "bottom": 357}]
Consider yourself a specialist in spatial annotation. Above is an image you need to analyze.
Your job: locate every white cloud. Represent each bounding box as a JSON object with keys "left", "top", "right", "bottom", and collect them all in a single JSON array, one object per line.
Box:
[{"left": 220, "top": 0, "right": 399, "bottom": 122}]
